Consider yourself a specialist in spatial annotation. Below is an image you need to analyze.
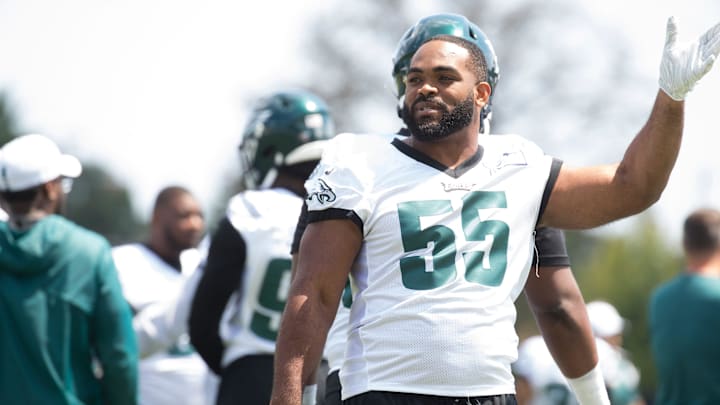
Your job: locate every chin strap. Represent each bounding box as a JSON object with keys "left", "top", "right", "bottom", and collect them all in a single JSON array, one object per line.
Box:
[{"left": 481, "top": 108, "right": 493, "bottom": 135}]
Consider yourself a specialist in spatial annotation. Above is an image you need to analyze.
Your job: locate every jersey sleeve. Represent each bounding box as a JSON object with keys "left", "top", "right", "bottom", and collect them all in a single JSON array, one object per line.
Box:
[
  {"left": 304, "top": 133, "right": 374, "bottom": 225},
  {"left": 290, "top": 201, "right": 308, "bottom": 255},
  {"left": 189, "top": 217, "right": 246, "bottom": 375}
]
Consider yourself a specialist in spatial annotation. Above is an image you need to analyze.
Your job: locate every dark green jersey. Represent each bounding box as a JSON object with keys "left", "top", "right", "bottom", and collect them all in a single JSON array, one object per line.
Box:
[
  {"left": 0, "top": 215, "right": 138, "bottom": 405},
  {"left": 650, "top": 273, "right": 720, "bottom": 405}
]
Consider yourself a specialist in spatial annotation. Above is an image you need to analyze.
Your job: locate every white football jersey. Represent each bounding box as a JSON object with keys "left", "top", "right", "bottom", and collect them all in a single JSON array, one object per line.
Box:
[
  {"left": 514, "top": 335, "right": 578, "bottom": 405},
  {"left": 597, "top": 340, "right": 642, "bottom": 405},
  {"left": 220, "top": 188, "right": 303, "bottom": 366},
  {"left": 514, "top": 335, "right": 639, "bottom": 405},
  {"left": 112, "top": 244, "right": 211, "bottom": 405},
  {"left": 324, "top": 282, "right": 352, "bottom": 373},
  {"left": 113, "top": 244, "right": 201, "bottom": 311},
  {"left": 306, "top": 133, "right": 557, "bottom": 399}
]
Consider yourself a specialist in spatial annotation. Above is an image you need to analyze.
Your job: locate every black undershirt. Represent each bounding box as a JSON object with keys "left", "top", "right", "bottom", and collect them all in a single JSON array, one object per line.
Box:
[{"left": 189, "top": 217, "right": 247, "bottom": 375}]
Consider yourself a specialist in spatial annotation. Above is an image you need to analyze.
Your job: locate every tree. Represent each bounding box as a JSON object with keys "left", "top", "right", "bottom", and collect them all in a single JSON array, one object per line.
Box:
[
  {"left": 573, "top": 215, "right": 682, "bottom": 399},
  {"left": 515, "top": 217, "right": 681, "bottom": 400},
  {"left": 64, "top": 164, "right": 145, "bottom": 245},
  {"left": 576, "top": 215, "right": 682, "bottom": 397},
  {"left": 298, "top": 0, "right": 650, "bottom": 163},
  {"left": 0, "top": 89, "right": 143, "bottom": 243},
  {"left": 0, "top": 92, "right": 18, "bottom": 145}
]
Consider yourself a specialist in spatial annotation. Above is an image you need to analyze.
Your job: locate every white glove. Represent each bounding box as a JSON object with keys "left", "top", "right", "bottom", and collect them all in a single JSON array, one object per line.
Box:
[{"left": 659, "top": 16, "right": 720, "bottom": 100}]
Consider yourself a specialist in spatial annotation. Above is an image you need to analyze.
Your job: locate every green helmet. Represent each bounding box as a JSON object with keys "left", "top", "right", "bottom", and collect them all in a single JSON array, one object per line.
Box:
[
  {"left": 392, "top": 13, "right": 499, "bottom": 127},
  {"left": 239, "top": 89, "right": 335, "bottom": 189}
]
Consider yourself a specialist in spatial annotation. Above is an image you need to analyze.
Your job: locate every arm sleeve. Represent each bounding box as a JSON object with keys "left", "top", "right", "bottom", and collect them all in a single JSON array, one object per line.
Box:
[
  {"left": 92, "top": 245, "right": 139, "bottom": 405},
  {"left": 290, "top": 201, "right": 309, "bottom": 255},
  {"left": 189, "top": 217, "right": 246, "bottom": 375},
  {"left": 537, "top": 158, "right": 563, "bottom": 225},
  {"left": 533, "top": 226, "right": 571, "bottom": 268}
]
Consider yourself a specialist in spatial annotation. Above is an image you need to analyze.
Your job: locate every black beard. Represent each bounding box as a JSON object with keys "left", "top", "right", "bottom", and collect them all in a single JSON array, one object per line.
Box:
[
  {"left": 401, "top": 92, "right": 475, "bottom": 142},
  {"left": 164, "top": 226, "right": 198, "bottom": 253}
]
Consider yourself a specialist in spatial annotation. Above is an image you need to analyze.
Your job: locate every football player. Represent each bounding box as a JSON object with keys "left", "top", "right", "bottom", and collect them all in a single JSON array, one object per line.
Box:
[
  {"left": 272, "top": 11, "right": 720, "bottom": 405},
  {"left": 112, "top": 186, "right": 210, "bottom": 405},
  {"left": 301, "top": 14, "right": 601, "bottom": 405},
  {"left": 188, "top": 89, "right": 336, "bottom": 405}
]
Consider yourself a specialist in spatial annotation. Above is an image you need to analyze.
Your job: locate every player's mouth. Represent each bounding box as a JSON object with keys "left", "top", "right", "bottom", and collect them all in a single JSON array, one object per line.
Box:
[{"left": 413, "top": 101, "right": 447, "bottom": 116}]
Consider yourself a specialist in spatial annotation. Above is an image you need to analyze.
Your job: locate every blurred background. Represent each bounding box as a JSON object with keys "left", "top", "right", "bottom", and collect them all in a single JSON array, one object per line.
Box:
[{"left": 1, "top": 0, "right": 718, "bottom": 401}]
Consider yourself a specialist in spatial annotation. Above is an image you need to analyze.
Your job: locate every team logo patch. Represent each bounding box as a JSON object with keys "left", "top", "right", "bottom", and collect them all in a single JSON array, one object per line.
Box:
[
  {"left": 441, "top": 181, "right": 476, "bottom": 192},
  {"left": 307, "top": 179, "right": 336, "bottom": 204},
  {"left": 498, "top": 151, "right": 528, "bottom": 167},
  {"left": 482, "top": 150, "right": 529, "bottom": 175}
]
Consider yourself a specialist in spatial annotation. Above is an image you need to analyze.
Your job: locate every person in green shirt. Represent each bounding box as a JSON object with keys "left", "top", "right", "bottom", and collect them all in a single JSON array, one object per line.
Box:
[
  {"left": 0, "top": 134, "right": 138, "bottom": 405},
  {"left": 649, "top": 208, "right": 720, "bottom": 405}
]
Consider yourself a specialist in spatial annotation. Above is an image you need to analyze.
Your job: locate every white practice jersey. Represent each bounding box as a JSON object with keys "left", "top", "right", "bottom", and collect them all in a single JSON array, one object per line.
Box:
[
  {"left": 112, "top": 243, "right": 211, "bottom": 405},
  {"left": 514, "top": 335, "right": 578, "bottom": 405},
  {"left": 132, "top": 236, "right": 210, "bottom": 357},
  {"left": 514, "top": 335, "right": 640, "bottom": 405},
  {"left": 598, "top": 341, "right": 642, "bottom": 405},
  {"left": 324, "top": 282, "right": 352, "bottom": 373},
  {"left": 220, "top": 188, "right": 303, "bottom": 366},
  {"left": 306, "top": 133, "right": 557, "bottom": 399}
]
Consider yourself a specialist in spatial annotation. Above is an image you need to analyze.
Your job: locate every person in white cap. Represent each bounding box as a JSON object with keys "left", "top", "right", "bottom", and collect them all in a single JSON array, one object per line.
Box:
[
  {"left": 586, "top": 301, "right": 626, "bottom": 349},
  {"left": 586, "top": 301, "right": 645, "bottom": 405},
  {"left": 0, "top": 134, "right": 138, "bottom": 405}
]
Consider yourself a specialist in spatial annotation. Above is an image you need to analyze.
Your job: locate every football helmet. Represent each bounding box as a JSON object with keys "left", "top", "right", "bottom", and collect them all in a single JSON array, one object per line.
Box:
[
  {"left": 392, "top": 13, "right": 499, "bottom": 132},
  {"left": 239, "top": 90, "right": 335, "bottom": 189}
]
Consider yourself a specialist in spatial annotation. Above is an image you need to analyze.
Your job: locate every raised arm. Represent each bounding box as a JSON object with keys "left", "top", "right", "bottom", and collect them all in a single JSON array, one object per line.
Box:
[
  {"left": 541, "top": 17, "right": 720, "bottom": 229},
  {"left": 270, "top": 218, "right": 361, "bottom": 405}
]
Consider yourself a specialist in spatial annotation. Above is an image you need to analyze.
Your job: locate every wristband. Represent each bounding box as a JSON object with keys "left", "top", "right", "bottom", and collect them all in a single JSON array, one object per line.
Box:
[
  {"left": 302, "top": 384, "right": 317, "bottom": 405},
  {"left": 566, "top": 364, "right": 611, "bottom": 405}
]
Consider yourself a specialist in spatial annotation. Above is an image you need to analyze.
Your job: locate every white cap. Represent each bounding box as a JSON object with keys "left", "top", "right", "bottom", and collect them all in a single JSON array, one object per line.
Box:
[
  {"left": 586, "top": 300, "right": 626, "bottom": 338},
  {"left": 0, "top": 134, "right": 82, "bottom": 192}
]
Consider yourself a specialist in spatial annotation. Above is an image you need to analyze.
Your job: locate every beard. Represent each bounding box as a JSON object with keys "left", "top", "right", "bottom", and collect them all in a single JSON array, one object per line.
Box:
[
  {"left": 165, "top": 227, "right": 200, "bottom": 253},
  {"left": 401, "top": 91, "right": 475, "bottom": 142}
]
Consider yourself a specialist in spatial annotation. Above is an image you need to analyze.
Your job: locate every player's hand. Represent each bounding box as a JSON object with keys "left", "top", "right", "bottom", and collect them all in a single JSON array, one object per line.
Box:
[{"left": 659, "top": 16, "right": 720, "bottom": 100}]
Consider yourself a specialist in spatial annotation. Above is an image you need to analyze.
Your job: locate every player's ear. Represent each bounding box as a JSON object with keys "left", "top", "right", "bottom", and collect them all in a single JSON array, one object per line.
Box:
[
  {"left": 474, "top": 82, "right": 491, "bottom": 108},
  {"left": 42, "top": 179, "right": 61, "bottom": 202}
]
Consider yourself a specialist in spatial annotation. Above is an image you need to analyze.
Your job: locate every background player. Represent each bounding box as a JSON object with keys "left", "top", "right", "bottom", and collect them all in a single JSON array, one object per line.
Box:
[
  {"left": 112, "top": 186, "right": 211, "bottom": 405},
  {"left": 189, "top": 89, "right": 336, "bottom": 405}
]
